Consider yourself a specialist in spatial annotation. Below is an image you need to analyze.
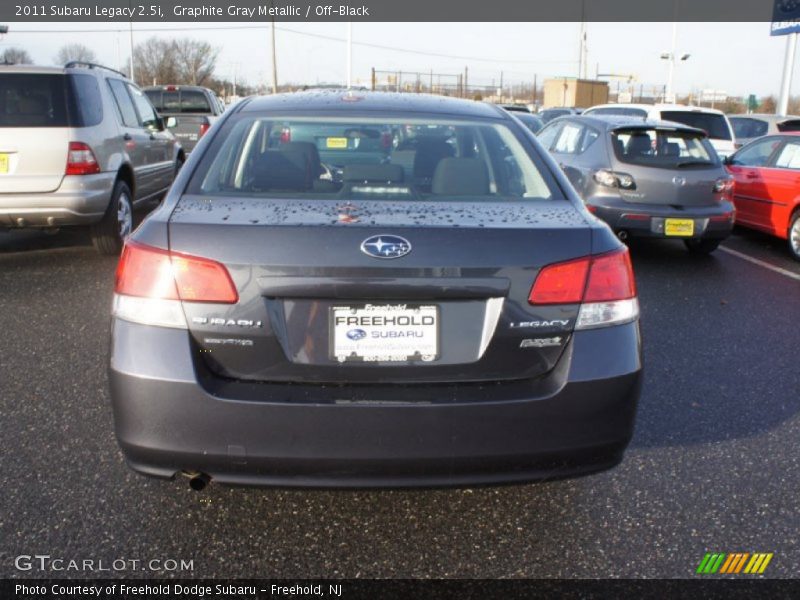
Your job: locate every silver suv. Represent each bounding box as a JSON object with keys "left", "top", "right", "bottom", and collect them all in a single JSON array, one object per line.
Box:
[{"left": 0, "top": 62, "right": 184, "bottom": 253}]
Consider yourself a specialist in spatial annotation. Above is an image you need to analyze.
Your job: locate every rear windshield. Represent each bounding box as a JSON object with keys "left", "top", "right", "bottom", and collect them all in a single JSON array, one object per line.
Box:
[
  {"left": 611, "top": 127, "right": 717, "bottom": 168},
  {"left": 189, "top": 117, "right": 556, "bottom": 202},
  {"left": 777, "top": 119, "right": 800, "bottom": 132},
  {"left": 730, "top": 117, "right": 768, "bottom": 139},
  {"left": 0, "top": 73, "right": 102, "bottom": 128},
  {"left": 0, "top": 74, "right": 68, "bottom": 127},
  {"left": 659, "top": 111, "right": 732, "bottom": 141},
  {"left": 145, "top": 88, "right": 212, "bottom": 114}
]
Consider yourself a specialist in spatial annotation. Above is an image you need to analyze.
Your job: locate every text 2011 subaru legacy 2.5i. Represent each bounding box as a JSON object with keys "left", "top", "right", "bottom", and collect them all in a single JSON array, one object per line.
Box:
[{"left": 109, "top": 91, "right": 642, "bottom": 489}]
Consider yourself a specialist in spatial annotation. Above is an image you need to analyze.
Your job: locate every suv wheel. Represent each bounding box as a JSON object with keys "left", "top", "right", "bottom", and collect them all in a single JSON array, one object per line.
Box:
[
  {"left": 91, "top": 181, "right": 133, "bottom": 255},
  {"left": 684, "top": 239, "right": 721, "bottom": 255},
  {"left": 789, "top": 211, "right": 800, "bottom": 261}
]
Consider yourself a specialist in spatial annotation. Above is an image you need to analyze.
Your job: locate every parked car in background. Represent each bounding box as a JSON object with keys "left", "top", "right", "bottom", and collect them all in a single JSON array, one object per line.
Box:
[
  {"left": 109, "top": 91, "right": 642, "bottom": 489},
  {"left": 144, "top": 85, "right": 224, "bottom": 154},
  {"left": 583, "top": 104, "right": 737, "bottom": 159},
  {"left": 537, "top": 115, "right": 735, "bottom": 254},
  {"left": 724, "top": 133, "right": 800, "bottom": 260},
  {"left": 498, "top": 103, "right": 532, "bottom": 113},
  {"left": 510, "top": 111, "right": 545, "bottom": 134},
  {"left": 728, "top": 113, "right": 800, "bottom": 147},
  {"left": 0, "top": 62, "right": 183, "bottom": 254},
  {"left": 539, "top": 107, "right": 582, "bottom": 124}
]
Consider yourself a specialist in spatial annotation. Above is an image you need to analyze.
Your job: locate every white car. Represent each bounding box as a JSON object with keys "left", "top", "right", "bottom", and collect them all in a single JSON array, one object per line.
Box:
[{"left": 583, "top": 103, "right": 737, "bottom": 158}]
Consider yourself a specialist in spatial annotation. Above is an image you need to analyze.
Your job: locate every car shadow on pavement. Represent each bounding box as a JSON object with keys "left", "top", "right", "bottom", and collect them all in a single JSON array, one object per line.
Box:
[{"left": 624, "top": 238, "right": 800, "bottom": 450}]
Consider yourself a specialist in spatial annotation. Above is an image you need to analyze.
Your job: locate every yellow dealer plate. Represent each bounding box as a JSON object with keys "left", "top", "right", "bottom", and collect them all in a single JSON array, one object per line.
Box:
[
  {"left": 0, "top": 153, "right": 8, "bottom": 174},
  {"left": 664, "top": 218, "right": 694, "bottom": 237},
  {"left": 326, "top": 137, "right": 348, "bottom": 149}
]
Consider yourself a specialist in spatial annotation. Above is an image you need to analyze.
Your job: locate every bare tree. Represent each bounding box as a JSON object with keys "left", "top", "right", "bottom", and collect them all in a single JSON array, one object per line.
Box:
[
  {"left": 131, "top": 36, "right": 218, "bottom": 86},
  {"left": 55, "top": 43, "right": 96, "bottom": 66},
  {"left": 132, "top": 37, "right": 179, "bottom": 85},
  {"left": 173, "top": 39, "right": 218, "bottom": 85},
  {"left": 2, "top": 47, "right": 33, "bottom": 65}
]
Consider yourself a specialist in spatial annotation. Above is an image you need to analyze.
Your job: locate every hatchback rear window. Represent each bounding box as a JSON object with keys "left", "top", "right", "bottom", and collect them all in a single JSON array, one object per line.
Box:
[
  {"left": 611, "top": 127, "right": 717, "bottom": 168},
  {"left": 730, "top": 117, "right": 769, "bottom": 139},
  {"left": 659, "top": 111, "right": 732, "bottom": 141},
  {"left": 0, "top": 74, "right": 68, "bottom": 127},
  {"left": 189, "top": 117, "right": 556, "bottom": 201}
]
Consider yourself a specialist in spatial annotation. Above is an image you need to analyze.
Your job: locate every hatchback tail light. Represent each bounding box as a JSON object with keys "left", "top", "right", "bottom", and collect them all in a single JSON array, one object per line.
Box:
[
  {"left": 113, "top": 241, "right": 238, "bottom": 329},
  {"left": 529, "top": 248, "right": 638, "bottom": 330},
  {"left": 593, "top": 169, "right": 636, "bottom": 190},
  {"left": 65, "top": 142, "right": 100, "bottom": 175}
]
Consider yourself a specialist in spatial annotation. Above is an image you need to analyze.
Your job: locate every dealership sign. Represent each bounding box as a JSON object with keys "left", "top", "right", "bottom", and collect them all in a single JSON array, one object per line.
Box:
[{"left": 772, "top": 0, "right": 800, "bottom": 35}]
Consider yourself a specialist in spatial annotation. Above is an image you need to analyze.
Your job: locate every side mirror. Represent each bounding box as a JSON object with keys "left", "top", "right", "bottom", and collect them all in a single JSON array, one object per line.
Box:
[
  {"left": 165, "top": 117, "right": 178, "bottom": 129},
  {"left": 722, "top": 155, "right": 734, "bottom": 166}
]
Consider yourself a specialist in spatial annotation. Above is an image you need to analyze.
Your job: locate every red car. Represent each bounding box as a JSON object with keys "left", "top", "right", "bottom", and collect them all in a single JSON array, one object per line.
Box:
[{"left": 725, "top": 133, "right": 800, "bottom": 260}]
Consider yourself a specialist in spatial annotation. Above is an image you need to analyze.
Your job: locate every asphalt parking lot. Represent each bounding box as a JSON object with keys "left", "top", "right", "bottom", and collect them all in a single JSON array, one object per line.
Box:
[{"left": 1, "top": 225, "right": 798, "bottom": 579}]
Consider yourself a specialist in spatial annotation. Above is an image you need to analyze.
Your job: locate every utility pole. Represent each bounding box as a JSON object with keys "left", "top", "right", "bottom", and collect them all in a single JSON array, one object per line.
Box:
[
  {"left": 778, "top": 33, "right": 798, "bottom": 115},
  {"left": 346, "top": 22, "right": 352, "bottom": 89},
  {"left": 577, "top": 0, "right": 587, "bottom": 79},
  {"left": 128, "top": 21, "right": 135, "bottom": 83},
  {"left": 464, "top": 66, "right": 468, "bottom": 98},
  {"left": 270, "top": 16, "right": 278, "bottom": 93}
]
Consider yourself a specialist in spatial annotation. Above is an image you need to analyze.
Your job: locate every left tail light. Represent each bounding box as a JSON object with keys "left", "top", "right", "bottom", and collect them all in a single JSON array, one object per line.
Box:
[
  {"left": 65, "top": 142, "right": 100, "bottom": 175},
  {"left": 529, "top": 248, "right": 639, "bottom": 330},
  {"left": 113, "top": 241, "right": 238, "bottom": 329}
]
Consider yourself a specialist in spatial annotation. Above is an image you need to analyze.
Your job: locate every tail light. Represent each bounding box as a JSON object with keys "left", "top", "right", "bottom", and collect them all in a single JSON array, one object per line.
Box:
[
  {"left": 713, "top": 176, "right": 734, "bottom": 194},
  {"left": 113, "top": 241, "right": 238, "bottom": 329},
  {"left": 593, "top": 169, "right": 636, "bottom": 190},
  {"left": 65, "top": 142, "right": 100, "bottom": 175},
  {"left": 529, "top": 248, "right": 639, "bottom": 330},
  {"left": 279, "top": 127, "right": 291, "bottom": 143},
  {"left": 199, "top": 121, "right": 211, "bottom": 138}
]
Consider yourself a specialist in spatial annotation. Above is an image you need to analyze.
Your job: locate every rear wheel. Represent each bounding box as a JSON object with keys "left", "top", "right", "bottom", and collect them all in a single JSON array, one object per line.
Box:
[
  {"left": 90, "top": 180, "right": 133, "bottom": 255},
  {"left": 684, "top": 238, "right": 720, "bottom": 255},
  {"left": 789, "top": 210, "right": 800, "bottom": 261}
]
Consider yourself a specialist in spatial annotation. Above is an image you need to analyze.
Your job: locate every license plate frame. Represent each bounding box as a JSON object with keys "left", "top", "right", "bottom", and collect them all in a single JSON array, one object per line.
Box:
[
  {"left": 664, "top": 218, "right": 695, "bottom": 237},
  {"left": 330, "top": 303, "right": 439, "bottom": 363}
]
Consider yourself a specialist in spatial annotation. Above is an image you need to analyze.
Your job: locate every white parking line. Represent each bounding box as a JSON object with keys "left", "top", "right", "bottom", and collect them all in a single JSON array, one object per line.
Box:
[{"left": 719, "top": 246, "right": 800, "bottom": 282}]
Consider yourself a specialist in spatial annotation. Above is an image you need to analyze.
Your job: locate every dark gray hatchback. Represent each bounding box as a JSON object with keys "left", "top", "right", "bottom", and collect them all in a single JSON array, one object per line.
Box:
[
  {"left": 537, "top": 115, "right": 736, "bottom": 254},
  {"left": 109, "top": 91, "right": 642, "bottom": 489}
]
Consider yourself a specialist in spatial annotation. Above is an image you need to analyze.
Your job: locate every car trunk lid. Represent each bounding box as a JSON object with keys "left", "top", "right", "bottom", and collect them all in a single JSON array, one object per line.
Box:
[{"left": 168, "top": 196, "right": 592, "bottom": 384}]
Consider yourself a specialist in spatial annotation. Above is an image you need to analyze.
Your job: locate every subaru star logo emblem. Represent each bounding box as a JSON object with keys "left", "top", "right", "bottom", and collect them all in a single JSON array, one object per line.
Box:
[
  {"left": 346, "top": 329, "right": 367, "bottom": 341},
  {"left": 360, "top": 235, "right": 412, "bottom": 259},
  {"left": 672, "top": 176, "right": 686, "bottom": 187}
]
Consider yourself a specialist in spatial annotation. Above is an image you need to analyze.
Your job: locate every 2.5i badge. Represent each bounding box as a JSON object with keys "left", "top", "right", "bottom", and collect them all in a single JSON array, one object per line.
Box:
[{"left": 520, "top": 337, "right": 563, "bottom": 348}]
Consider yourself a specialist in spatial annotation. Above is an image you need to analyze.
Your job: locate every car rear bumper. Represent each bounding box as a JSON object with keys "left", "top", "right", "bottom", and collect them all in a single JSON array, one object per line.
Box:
[
  {"left": 109, "top": 318, "right": 642, "bottom": 488},
  {"left": 0, "top": 172, "right": 115, "bottom": 227},
  {"left": 588, "top": 197, "right": 735, "bottom": 240}
]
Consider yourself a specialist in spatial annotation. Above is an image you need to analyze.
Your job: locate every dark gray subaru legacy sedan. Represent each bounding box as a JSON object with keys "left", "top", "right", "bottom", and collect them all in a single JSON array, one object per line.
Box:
[{"left": 109, "top": 91, "right": 642, "bottom": 489}]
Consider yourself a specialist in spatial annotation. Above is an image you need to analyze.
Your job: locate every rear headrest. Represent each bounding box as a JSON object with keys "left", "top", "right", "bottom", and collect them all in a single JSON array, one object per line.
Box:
[
  {"left": 413, "top": 138, "right": 455, "bottom": 178},
  {"left": 343, "top": 164, "right": 404, "bottom": 183},
  {"left": 252, "top": 149, "right": 311, "bottom": 191},
  {"left": 663, "top": 142, "right": 681, "bottom": 157},
  {"left": 626, "top": 134, "right": 652, "bottom": 156},
  {"left": 432, "top": 158, "right": 489, "bottom": 196},
  {"left": 279, "top": 141, "right": 323, "bottom": 176}
]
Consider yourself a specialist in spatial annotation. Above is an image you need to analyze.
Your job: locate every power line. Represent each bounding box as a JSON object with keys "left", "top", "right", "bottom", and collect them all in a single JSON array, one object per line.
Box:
[{"left": 9, "top": 23, "right": 577, "bottom": 65}]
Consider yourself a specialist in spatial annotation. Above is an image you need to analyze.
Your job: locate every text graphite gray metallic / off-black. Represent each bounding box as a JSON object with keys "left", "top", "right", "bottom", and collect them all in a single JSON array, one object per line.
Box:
[{"left": 108, "top": 91, "right": 642, "bottom": 489}]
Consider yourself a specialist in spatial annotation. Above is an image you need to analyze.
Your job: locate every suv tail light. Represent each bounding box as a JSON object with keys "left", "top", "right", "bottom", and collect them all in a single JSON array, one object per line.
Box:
[
  {"left": 65, "top": 142, "right": 100, "bottom": 175},
  {"left": 199, "top": 121, "right": 211, "bottom": 138},
  {"left": 529, "top": 248, "right": 638, "bottom": 330},
  {"left": 113, "top": 241, "right": 238, "bottom": 329}
]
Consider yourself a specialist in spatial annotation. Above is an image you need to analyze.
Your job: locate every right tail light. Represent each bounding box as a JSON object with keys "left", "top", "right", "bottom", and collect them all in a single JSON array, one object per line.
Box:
[{"left": 529, "top": 248, "right": 639, "bottom": 330}]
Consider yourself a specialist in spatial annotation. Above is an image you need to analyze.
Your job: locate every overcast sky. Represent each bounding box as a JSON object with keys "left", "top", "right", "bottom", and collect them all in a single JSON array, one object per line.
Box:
[{"left": 1, "top": 21, "right": 795, "bottom": 98}]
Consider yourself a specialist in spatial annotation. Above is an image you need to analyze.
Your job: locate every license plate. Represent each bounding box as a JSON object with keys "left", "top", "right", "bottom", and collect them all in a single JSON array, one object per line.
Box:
[
  {"left": 326, "top": 137, "right": 348, "bottom": 149},
  {"left": 0, "top": 153, "right": 8, "bottom": 174},
  {"left": 331, "top": 304, "right": 439, "bottom": 363},
  {"left": 664, "top": 218, "right": 694, "bottom": 237}
]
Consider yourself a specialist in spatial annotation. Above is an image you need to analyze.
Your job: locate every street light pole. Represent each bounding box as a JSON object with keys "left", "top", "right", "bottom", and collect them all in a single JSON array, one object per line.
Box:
[
  {"left": 777, "top": 32, "right": 798, "bottom": 116},
  {"left": 665, "top": 21, "right": 677, "bottom": 100},
  {"left": 270, "top": 17, "right": 278, "bottom": 93},
  {"left": 128, "top": 21, "right": 135, "bottom": 83}
]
